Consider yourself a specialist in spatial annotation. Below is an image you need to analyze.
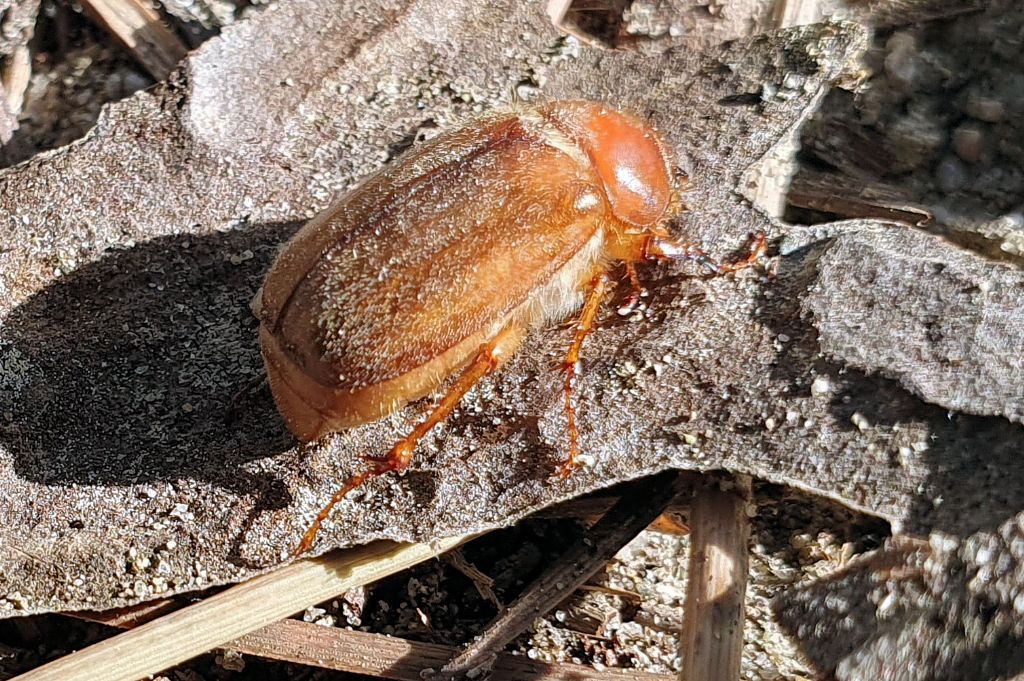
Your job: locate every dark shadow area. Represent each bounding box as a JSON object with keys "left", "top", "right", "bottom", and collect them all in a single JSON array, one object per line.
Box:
[
  {"left": 0, "top": 222, "right": 301, "bottom": 500},
  {"left": 752, "top": 480, "right": 890, "bottom": 558},
  {"left": 754, "top": 481, "right": 894, "bottom": 674},
  {"left": 774, "top": 533, "right": 1024, "bottom": 681}
]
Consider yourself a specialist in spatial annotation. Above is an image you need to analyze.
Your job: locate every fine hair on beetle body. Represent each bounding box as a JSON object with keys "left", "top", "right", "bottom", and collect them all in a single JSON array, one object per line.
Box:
[{"left": 253, "top": 99, "right": 765, "bottom": 554}]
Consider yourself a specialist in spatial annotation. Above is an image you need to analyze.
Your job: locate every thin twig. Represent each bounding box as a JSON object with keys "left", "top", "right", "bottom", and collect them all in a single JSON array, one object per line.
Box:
[
  {"left": 429, "top": 471, "right": 687, "bottom": 680},
  {"left": 74, "top": 604, "right": 678, "bottom": 681},
  {"left": 679, "top": 474, "right": 752, "bottom": 681},
  {"left": 13, "top": 537, "right": 469, "bottom": 681},
  {"left": 73, "top": 597, "right": 179, "bottom": 628},
  {"left": 233, "top": 619, "right": 676, "bottom": 681},
  {"left": 443, "top": 548, "right": 502, "bottom": 608},
  {"left": 67, "top": 540, "right": 675, "bottom": 681}
]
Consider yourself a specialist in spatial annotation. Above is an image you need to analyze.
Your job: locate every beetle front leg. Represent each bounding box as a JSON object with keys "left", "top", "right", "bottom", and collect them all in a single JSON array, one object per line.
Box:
[
  {"left": 295, "top": 322, "right": 526, "bottom": 556},
  {"left": 556, "top": 271, "right": 612, "bottom": 480},
  {"left": 643, "top": 232, "right": 767, "bottom": 274}
]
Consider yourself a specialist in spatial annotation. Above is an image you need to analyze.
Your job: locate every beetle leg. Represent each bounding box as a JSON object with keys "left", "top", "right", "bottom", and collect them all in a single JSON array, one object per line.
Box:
[
  {"left": 295, "top": 322, "right": 525, "bottom": 556},
  {"left": 714, "top": 232, "right": 767, "bottom": 273},
  {"left": 557, "top": 272, "right": 612, "bottom": 480},
  {"left": 644, "top": 232, "right": 767, "bottom": 274},
  {"left": 617, "top": 262, "right": 647, "bottom": 315}
]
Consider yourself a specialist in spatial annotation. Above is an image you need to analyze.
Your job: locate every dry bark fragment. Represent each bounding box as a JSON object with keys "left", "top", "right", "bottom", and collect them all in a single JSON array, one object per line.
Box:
[
  {"left": 0, "top": 4, "right": 870, "bottom": 620},
  {"left": 0, "top": 2, "right": 1019, "bottom": 676},
  {"left": 803, "top": 227, "right": 1024, "bottom": 425}
]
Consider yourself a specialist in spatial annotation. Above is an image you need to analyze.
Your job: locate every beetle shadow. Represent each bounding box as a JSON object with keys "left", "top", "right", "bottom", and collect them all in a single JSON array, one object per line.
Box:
[{"left": 0, "top": 222, "right": 302, "bottom": 503}]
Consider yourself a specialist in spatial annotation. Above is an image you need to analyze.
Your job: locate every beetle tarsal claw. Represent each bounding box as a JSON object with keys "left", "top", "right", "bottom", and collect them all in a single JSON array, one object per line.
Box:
[
  {"left": 360, "top": 452, "right": 396, "bottom": 466},
  {"left": 553, "top": 463, "right": 577, "bottom": 480},
  {"left": 617, "top": 286, "right": 649, "bottom": 315},
  {"left": 555, "top": 360, "right": 578, "bottom": 376},
  {"left": 552, "top": 451, "right": 596, "bottom": 481}
]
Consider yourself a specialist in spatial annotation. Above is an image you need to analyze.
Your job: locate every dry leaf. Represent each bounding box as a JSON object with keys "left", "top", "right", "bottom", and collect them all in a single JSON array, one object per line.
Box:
[{"left": 2, "top": 3, "right": 1023, "bottom": 678}]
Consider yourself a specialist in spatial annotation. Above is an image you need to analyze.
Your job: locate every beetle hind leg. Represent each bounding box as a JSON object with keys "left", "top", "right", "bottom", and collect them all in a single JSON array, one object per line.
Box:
[
  {"left": 294, "top": 323, "right": 526, "bottom": 556},
  {"left": 556, "top": 272, "right": 612, "bottom": 480}
]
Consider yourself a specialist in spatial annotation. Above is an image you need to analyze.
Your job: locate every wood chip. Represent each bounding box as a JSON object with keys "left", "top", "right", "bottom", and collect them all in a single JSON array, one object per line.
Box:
[
  {"left": 2, "top": 44, "right": 31, "bottom": 115},
  {"left": 679, "top": 475, "right": 752, "bottom": 681},
  {"left": 233, "top": 618, "right": 676, "bottom": 681},
  {"left": 788, "top": 170, "right": 934, "bottom": 226},
  {"left": 443, "top": 548, "right": 502, "bottom": 608}
]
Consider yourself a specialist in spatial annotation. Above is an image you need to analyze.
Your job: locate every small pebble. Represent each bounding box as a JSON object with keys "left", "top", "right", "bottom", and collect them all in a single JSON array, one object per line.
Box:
[
  {"left": 964, "top": 92, "right": 1006, "bottom": 123},
  {"left": 884, "top": 32, "right": 921, "bottom": 94},
  {"left": 935, "top": 155, "right": 969, "bottom": 192},
  {"left": 951, "top": 122, "right": 990, "bottom": 165}
]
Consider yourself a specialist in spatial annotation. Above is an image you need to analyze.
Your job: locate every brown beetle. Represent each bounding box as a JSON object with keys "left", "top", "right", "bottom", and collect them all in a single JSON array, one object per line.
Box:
[{"left": 254, "top": 101, "right": 764, "bottom": 554}]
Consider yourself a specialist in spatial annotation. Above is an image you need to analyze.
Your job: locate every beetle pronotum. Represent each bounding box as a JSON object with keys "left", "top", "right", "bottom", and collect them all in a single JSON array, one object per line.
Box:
[{"left": 254, "top": 101, "right": 765, "bottom": 554}]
